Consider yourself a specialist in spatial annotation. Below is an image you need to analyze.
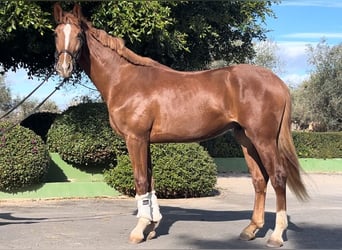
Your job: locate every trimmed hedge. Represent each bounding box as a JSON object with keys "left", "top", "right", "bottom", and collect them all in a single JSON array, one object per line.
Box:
[
  {"left": 104, "top": 143, "right": 217, "bottom": 198},
  {"left": 292, "top": 132, "right": 342, "bottom": 158},
  {"left": 200, "top": 131, "right": 243, "bottom": 158},
  {"left": 0, "top": 121, "right": 49, "bottom": 192},
  {"left": 47, "top": 103, "right": 126, "bottom": 168},
  {"left": 202, "top": 131, "right": 342, "bottom": 158}
]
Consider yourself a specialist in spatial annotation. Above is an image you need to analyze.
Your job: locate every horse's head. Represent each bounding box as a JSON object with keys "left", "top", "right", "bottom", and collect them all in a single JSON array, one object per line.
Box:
[{"left": 53, "top": 3, "right": 84, "bottom": 78}]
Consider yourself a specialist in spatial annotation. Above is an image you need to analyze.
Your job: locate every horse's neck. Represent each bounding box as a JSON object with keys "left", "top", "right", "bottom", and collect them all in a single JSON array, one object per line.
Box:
[{"left": 78, "top": 31, "right": 126, "bottom": 103}]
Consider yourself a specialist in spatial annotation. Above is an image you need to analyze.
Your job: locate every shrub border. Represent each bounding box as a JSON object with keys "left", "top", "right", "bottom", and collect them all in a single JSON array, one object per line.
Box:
[{"left": 0, "top": 155, "right": 340, "bottom": 200}]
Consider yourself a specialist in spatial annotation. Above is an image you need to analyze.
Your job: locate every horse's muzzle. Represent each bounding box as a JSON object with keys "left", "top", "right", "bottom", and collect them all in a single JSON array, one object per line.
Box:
[
  {"left": 55, "top": 51, "right": 76, "bottom": 78},
  {"left": 55, "top": 60, "right": 73, "bottom": 79}
]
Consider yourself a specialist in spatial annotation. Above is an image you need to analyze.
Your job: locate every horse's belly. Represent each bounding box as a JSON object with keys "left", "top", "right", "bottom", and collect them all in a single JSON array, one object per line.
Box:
[{"left": 150, "top": 112, "right": 233, "bottom": 143}]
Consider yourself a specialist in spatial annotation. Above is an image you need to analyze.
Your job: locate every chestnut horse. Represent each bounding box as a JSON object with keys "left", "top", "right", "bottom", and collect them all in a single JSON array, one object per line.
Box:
[{"left": 53, "top": 4, "right": 308, "bottom": 248}]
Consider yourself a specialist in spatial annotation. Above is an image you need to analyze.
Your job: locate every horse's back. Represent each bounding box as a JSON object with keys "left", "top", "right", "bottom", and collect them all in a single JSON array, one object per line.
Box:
[
  {"left": 226, "top": 64, "right": 288, "bottom": 92},
  {"left": 147, "top": 64, "right": 288, "bottom": 142}
]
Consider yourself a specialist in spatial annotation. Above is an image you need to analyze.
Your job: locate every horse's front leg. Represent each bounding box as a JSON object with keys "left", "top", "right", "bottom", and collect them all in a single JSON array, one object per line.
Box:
[{"left": 125, "top": 135, "right": 162, "bottom": 243}]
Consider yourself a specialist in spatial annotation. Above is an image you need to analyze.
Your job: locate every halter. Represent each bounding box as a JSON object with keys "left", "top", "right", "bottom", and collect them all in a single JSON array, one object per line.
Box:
[
  {"left": 54, "top": 27, "right": 84, "bottom": 65},
  {"left": 55, "top": 47, "right": 82, "bottom": 66}
]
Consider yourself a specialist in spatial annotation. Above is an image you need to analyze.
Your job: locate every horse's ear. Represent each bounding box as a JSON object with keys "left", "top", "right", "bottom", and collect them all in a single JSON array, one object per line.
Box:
[
  {"left": 53, "top": 2, "right": 63, "bottom": 23},
  {"left": 72, "top": 4, "right": 83, "bottom": 20}
]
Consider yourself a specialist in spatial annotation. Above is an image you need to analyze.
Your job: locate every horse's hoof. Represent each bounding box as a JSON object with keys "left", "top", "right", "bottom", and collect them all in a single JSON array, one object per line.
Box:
[
  {"left": 144, "top": 221, "right": 158, "bottom": 240},
  {"left": 146, "top": 230, "right": 156, "bottom": 240},
  {"left": 266, "top": 238, "right": 283, "bottom": 248},
  {"left": 129, "top": 217, "right": 151, "bottom": 244},
  {"left": 239, "top": 231, "right": 255, "bottom": 241},
  {"left": 129, "top": 227, "right": 145, "bottom": 244},
  {"left": 129, "top": 233, "right": 144, "bottom": 244}
]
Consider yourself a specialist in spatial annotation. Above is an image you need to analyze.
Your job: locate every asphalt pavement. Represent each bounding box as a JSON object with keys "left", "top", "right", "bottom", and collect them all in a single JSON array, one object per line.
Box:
[{"left": 0, "top": 174, "right": 341, "bottom": 249}]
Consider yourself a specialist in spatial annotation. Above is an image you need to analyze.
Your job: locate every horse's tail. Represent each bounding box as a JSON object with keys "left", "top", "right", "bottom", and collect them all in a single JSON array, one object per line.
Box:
[{"left": 278, "top": 97, "right": 309, "bottom": 201}]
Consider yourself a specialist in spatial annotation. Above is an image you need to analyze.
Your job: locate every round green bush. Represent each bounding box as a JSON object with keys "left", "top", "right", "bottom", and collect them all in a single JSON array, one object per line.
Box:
[
  {"left": 47, "top": 102, "right": 126, "bottom": 168},
  {"left": 104, "top": 143, "right": 217, "bottom": 198},
  {"left": 0, "top": 121, "right": 49, "bottom": 192}
]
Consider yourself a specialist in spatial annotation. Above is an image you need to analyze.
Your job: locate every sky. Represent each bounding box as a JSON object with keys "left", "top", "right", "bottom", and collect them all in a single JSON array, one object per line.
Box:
[
  {"left": 5, "top": 0, "right": 342, "bottom": 110},
  {"left": 265, "top": 0, "right": 342, "bottom": 86}
]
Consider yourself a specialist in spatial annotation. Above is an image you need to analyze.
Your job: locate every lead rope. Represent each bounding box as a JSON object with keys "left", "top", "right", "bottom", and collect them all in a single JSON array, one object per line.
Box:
[
  {"left": 0, "top": 71, "right": 54, "bottom": 120},
  {"left": 0, "top": 78, "right": 67, "bottom": 136}
]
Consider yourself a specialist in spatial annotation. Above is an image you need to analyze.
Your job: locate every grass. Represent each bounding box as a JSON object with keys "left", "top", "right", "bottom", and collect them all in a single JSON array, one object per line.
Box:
[
  {"left": 45, "top": 153, "right": 105, "bottom": 183},
  {"left": 215, "top": 158, "right": 342, "bottom": 174},
  {"left": 0, "top": 153, "right": 120, "bottom": 200}
]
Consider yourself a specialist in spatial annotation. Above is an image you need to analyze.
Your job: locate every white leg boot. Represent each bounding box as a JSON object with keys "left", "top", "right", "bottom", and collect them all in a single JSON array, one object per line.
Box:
[
  {"left": 151, "top": 191, "right": 162, "bottom": 222},
  {"left": 130, "top": 192, "right": 163, "bottom": 243}
]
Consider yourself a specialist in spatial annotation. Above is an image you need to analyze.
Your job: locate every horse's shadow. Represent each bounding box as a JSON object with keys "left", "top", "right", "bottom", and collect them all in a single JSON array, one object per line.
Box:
[
  {"left": 141, "top": 206, "right": 342, "bottom": 249},
  {"left": 154, "top": 206, "right": 300, "bottom": 239},
  {"left": 133, "top": 206, "right": 301, "bottom": 248},
  {"left": 134, "top": 206, "right": 310, "bottom": 249}
]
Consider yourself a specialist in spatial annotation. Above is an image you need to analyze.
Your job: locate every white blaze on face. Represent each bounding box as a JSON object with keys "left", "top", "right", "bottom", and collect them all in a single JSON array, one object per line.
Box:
[{"left": 62, "top": 24, "right": 72, "bottom": 71}]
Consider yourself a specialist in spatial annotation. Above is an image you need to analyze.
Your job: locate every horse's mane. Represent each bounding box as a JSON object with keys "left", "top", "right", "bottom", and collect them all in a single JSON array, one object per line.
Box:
[
  {"left": 58, "top": 9, "right": 171, "bottom": 69},
  {"left": 83, "top": 20, "right": 165, "bottom": 68}
]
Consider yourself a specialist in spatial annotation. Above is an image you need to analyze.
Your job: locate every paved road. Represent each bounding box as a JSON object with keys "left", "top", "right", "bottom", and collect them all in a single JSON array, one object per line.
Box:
[{"left": 0, "top": 174, "right": 341, "bottom": 249}]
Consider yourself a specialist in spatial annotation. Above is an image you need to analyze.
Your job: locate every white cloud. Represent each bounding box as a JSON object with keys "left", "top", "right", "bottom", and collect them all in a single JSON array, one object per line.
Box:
[
  {"left": 281, "top": 0, "right": 342, "bottom": 8},
  {"left": 273, "top": 41, "right": 314, "bottom": 84},
  {"left": 280, "top": 73, "right": 310, "bottom": 88},
  {"left": 276, "top": 41, "right": 311, "bottom": 58},
  {"left": 282, "top": 32, "right": 342, "bottom": 39}
]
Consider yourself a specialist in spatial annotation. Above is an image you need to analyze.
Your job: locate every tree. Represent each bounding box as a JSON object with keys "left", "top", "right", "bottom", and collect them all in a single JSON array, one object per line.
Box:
[
  {"left": 0, "top": 74, "right": 12, "bottom": 113},
  {"left": 9, "top": 97, "right": 59, "bottom": 122},
  {"left": 166, "top": 1, "right": 278, "bottom": 70},
  {"left": 0, "top": 1, "right": 54, "bottom": 76},
  {"left": 0, "top": 71, "right": 59, "bottom": 122},
  {"left": 249, "top": 40, "right": 285, "bottom": 74},
  {"left": 0, "top": 1, "right": 278, "bottom": 77},
  {"left": 292, "top": 40, "right": 342, "bottom": 131},
  {"left": 291, "top": 82, "right": 314, "bottom": 129}
]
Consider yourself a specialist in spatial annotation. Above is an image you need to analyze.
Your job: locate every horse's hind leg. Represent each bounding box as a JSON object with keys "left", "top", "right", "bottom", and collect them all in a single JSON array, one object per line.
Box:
[
  {"left": 264, "top": 154, "right": 288, "bottom": 248},
  {"left": 245, "top": 132, "right": 288, "bottom": 248},
  {"left": 234, "top": 128, "right": 269, "bottom": 241}
]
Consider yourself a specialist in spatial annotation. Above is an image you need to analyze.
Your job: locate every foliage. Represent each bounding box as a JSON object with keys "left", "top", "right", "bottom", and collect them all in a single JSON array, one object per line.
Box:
[
  {"left": 291, "top": 85, "right": 313, "bottom": 128},
  {"left": 0, "top": 1, "right": 54, "bottom": 76},
  {"left": 104, "top": 143, "right": 217, "bottom": 198},
  {"left": 292, "top": 41, "right": 342, "bottom": 131},
  {"left": 201, "top": 130, "right": 342, "bottom": 159},
  {"left": 0, "top": 121, "right": 49, "bottom": 192},
  {"left": 201, "top": 131, "right": 243, "bottom": 158},
  {"left": 292, "top": 132, "right": 342, "bottom": 158},
  {"left": 0, "top": 1, "right": 52, "bottom": 36},
  {"left": 104, "top": 155, "right": 134, "bottom": 196},
  {"left": 47, "top": 102, "right": 126, "bottom": 168},
  {"left": 248, "top": 39, "right": 285, "bottom": 74},
  {"left": 166, "top": 1, "right": 277, "bottom": 70},
  {"left": 92, "top": 1, "right": 175, "bottom": 44},
  {"left": 20, "top": 112, "right": 59, "bottom": 142},
  {"left": 11, "top": 97, "right": 59, "bottom": 120},
  {"left": 0, "top": 1, "right": 278, "bottom": 76},
  {"left": 0, "top": 74, "right": 12, "bottom": 112}
]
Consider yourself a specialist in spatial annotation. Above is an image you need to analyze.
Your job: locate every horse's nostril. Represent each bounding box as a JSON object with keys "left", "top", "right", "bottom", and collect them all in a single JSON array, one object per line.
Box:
[
  {"left": 67, "top": 63, "right": 72, "bottom": 71},
  {"left": 55, "top": 64, "right": 61, "bottom": 73}
]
